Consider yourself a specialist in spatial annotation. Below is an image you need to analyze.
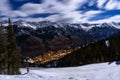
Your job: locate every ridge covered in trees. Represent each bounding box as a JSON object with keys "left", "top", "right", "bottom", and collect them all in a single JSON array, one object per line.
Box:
[
  {"left": 33, "top": 31, "right": 120, "bottom": 67},
  {"left": 57, "top": 32, "right": 120, "bottom": 67}
]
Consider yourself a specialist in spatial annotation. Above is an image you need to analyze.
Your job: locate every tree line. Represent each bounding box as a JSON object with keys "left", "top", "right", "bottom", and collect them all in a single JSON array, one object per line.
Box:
[{"left": 0, "top": 19, "right": 20, "bottom": 75}]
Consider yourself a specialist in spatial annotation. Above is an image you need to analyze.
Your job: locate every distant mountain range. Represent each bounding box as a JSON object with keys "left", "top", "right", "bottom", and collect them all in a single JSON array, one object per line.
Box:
[{"left": 2, "top": 20, "right": 120, "bottom": 57}]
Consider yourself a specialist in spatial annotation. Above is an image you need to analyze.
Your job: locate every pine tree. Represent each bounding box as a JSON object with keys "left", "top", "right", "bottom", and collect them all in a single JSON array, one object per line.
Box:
[
  {"left": 0, "top": 22, "right": 6, "bottom": 74},
  {"left": 6, "top": 18, "right": 21, "bottom": 75}
]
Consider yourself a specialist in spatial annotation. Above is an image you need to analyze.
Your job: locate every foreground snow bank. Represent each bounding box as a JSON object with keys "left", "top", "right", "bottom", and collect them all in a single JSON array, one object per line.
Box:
[{"left": 0, "top": 62, "right": 120, "bottom": 80}]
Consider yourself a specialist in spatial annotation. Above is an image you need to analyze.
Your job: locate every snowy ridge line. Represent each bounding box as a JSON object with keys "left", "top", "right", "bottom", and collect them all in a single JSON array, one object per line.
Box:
[{"left": 1, "top": 20, "right": 120, "bottom": 30}]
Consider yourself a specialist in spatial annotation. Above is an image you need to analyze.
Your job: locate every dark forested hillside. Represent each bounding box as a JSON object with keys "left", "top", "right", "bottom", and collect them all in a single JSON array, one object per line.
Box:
[{"left": 55, "top": 32, "right": 120, "bottom": 67}]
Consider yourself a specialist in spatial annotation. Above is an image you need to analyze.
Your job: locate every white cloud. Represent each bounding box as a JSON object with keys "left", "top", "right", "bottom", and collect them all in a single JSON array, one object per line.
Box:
[
  {"left": 13, "top": 17, "right": 45, "bottom": 22},
  {"left": 88, "top": 0, "right": 96, "bottom": 6},
  {"left": 20, "top": 3, "right": 46, "bottom": 15},
  {"left": 19, "top": 0, "right": 120, "bottom": 23},
  {"left": 89, "top": 15, "right": 120, "bottom": 23},
  {"left": 19, "top": 0, "right": 90, "bottom": 23},
  {"left": 1, "top": 10, "right": 27, "bottom": 18},
  {"left": 104, "top": 0, "right": 120, "bottom": 10},
  {"left": 97, "top": 0, "right": 120, "bottom": 10},
  {"left": 13, "top": 12, "right": 120, "bottom": 23},
  {"left": 97, "top": 0, "right": 108, "bottom": 8},
  {"left": 0, "top": 0, "right": 11, "bottom": 12},
  {"left": 0, "top": 0, "right": 27, "bottom": 18},
  {"left": 36, "top": 10, "right": 103, "bottom": 23},
  {"left": 20, "top": 0, "right": 88, "bottom": 15},
  {"left": 12, "top": 11, "right": 27, "bottom": 17}
]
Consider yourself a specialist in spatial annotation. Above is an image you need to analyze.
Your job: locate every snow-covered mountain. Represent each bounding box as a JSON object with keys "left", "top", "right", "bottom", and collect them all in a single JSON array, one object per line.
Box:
[
  {"left": 2, "top": 20, "right": 120, "bottom": 37},
  {"left": 2, "top": 20, "right": 120, "bottom": 57},
  {"left": 2, "top": 20, "right": 120, "bottom": 30},
  {"left": 87, "top": 23, "right": 119, "bottom": 40},
  {"left": 14, "top": 21, "right": 93, "bottom": 57},
  {"left": 11, "top": 20, "right": 120, "bottom": 29},
  {"left": 7, "top": 20, "right": 119, "bottom": 40}
]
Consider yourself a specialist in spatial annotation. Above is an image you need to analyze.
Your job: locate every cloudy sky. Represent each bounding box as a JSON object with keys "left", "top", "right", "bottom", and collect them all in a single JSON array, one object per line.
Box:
[{"left": 0, "top": 0, "right": 120, "bottom": 23}]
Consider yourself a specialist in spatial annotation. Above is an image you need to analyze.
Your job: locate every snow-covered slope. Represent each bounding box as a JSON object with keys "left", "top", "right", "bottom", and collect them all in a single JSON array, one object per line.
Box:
[{"left": 1, "top": 61, "right": 120, "bottom": 80}]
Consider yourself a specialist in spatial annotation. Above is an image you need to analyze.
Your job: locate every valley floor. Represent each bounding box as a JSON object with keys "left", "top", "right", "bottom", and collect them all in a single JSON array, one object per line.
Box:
[{"left": 0, "top": 62, "right": 120, "bottom": 80}]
